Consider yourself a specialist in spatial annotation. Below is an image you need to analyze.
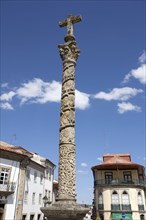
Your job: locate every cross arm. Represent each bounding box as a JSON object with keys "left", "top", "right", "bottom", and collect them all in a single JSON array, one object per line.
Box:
[
  {"left": 72, "top": 15, "right": 82, "bottom": 24},
  {"left": 59, "top": 20, "right": 67, "bottom": 28}
]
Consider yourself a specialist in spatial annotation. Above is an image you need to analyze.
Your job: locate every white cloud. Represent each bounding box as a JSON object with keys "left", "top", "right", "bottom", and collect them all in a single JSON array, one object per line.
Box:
[
  {"left": 0, "top": 78, "right": 90, "bottom": 110},
  {"left": 94, "top": 87, "right": 143, "bottom": 101},
  {"left": 0, "top": 91, "right": 16, "bottom": 101},
  {"left": 117, "top": 102, "right": 141, "bottom": 114},
  {"left": 0, "top": 102, "right": 14, "bottom": 110},
  {"left": 81, "top": 163, "right": 88, "bottom": 167},
  {"left": 33, "top": 80, "right": 61, "bottom": 104},
  {"left": 16, "top": 78, "right": 90, "bottom": 109},
  {"left": 123, "top": 51, "right": 146, "bottom": 84},
  {"left": 139, "top": 51, "right": 146, "bottom": 64},
  {"left": 123, "top": 64, "right": 146, "bottom": 84},
  {"left": 75, "top": 90, "right": 90, "bottom": 110},
  {"left": 77, "top": 170, "right": 88, "bottom": 175},
  {"left": 16, "top": 78, "right": 47, "bottom": 103}
]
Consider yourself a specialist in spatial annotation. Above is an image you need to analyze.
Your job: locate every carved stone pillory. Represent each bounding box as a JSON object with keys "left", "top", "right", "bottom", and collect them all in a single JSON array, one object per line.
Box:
[{"left": 41, "top": 14, "right": 89, "bottom": 220}]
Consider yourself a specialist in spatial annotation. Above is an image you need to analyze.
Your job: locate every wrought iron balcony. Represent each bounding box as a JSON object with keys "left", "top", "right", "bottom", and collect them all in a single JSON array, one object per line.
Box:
[
  {"left": 98, "top": 204, "right": 104, "bottom": 210},
  {"left": 111, "top": 204, "right": 120, "bottom": 211},
  {"left": 0, "top": 182, "right": 16, "bottom": 195},
  {"left": 122, "top": 204, "right": 131, "bottom": 210},
  {"left": 94, "top": 179, "right": 146, "bottom": 187},
  {"left": 138, "top": 205, "right": 144, "bottom": 211}
]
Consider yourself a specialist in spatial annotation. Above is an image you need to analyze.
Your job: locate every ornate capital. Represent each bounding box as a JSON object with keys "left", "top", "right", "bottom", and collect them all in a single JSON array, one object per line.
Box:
[{"left": 58, "top": 41, "right": 80, "bottom": 63}]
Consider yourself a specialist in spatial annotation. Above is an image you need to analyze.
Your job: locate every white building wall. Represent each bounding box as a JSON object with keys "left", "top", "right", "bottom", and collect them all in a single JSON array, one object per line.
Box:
[
  {"left": 22, "top": 165, "right": 44, "bottom": 220},
  {"left": 0, "top": 158, "right": 20, "bottom": 220},
  {"left": 44, "top": 165, "right": 54, "bottom": 203}
]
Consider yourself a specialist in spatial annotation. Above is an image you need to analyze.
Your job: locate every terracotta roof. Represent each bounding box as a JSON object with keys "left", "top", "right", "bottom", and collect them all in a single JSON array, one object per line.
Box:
[
  {"left": 92, "top": 153, "right": 144, "bottom": 170},
  {"left": 103, "top": 153, "right": 131, "bottom": 163},
  {"left": 0, "top": 142, "right": 30, "bottom": 157}
]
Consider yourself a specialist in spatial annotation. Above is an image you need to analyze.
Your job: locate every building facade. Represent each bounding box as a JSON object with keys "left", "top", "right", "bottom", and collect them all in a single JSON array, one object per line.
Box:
[
  {"left": 92, "top": 154, "right": 146, "bottom": 220},
  {"left": 0, "top": 141, "right": 55, "bottom": 220}
]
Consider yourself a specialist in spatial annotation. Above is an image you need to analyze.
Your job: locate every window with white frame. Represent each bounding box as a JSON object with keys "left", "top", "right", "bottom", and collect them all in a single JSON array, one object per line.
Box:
[
  {"left": 39, "top": 193, "right": 42, "bottom": 205},
  {"left": 138, "top": 192, "right": 143, "bottom": 205},
  {"left": 0, "top": 168, "right": 10, "bottom": 184},
  {"left": 112, "top": 191, "right": 119, "bottom": 204},
  {"left": 98, "top": 192, "right": 103, "bottom": 204},
  {"left": 138, "top": 191, "right": 144, "bottom": 210},
  {"left": 34, "top": 172, "right": 37, "bottom": 183},
  {"left": 46, "top": 167, "right": 52, "bottom": 180},
  {"left": 32, "top": 193, "right": 35, "bottom": 204},
  {"left": 49, "top": 167, "right": 52, "bottom": 180},
  {"left": 26, "top": 169, "right": 30, "bottom": 180},
  {"left": 122, "top": 191, "right": 130, "bottom": 205},
  {"left": 24, "top": 191, "right": 28, "bottom": 204},
  {"left": 111, "top": 191, "right": 120, "bottom": 210},
  {"left": 98, "top": 192, "right": 104, "bottom": 210},
  {"left": 40, "top": 173, "right": 43, "bottom": 184},
  {"left": 46, "top": 169, "right": 49, "bottom": 179}
]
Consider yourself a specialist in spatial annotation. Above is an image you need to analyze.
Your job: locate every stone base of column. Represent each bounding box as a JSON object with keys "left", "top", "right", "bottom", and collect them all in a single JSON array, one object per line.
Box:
[{"left": 41, "top": 200, "right": 90, "bottom": 220}]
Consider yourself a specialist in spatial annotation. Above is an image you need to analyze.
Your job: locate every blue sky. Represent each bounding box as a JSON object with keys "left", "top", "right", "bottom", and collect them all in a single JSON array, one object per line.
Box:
[{"left": 1, "top": 0, "right": 146, "bottom": 204}]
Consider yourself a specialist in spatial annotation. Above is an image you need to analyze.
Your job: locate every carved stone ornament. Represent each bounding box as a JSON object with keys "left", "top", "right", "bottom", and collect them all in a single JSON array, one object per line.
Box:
[
  {"left": 58, "top": 41, "right": 80, "bottom": 63},
  {"left": 58, "top": 143, "right": 76, "bottom": 199}
]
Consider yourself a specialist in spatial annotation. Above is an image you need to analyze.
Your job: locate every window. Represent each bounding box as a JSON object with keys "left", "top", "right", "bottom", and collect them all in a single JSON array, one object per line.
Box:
[
  {"left": 49, "top": 167, "right": 52, "bottom": 180},
  {"left": 24, "top": 191, "right": 28, "bottom": 204},
  {"left": 48, "top": 190, "right": 51, "bottom": 201},
  {"left": 140, "top": 214, "right": 145, "bottom": 220},
  {"left": 30, "top": 215, "right": 34, "bottom": 220},
  {"left": 32, "top": 193, "right": 35, "bottom": 204},
  {"left": 40, "top": 173, "right": 43, "bottom": 184},
  {"left": 138, "top": 192, "right": 144, "bottom": 211},
  {"left": 46, "top": 167, "right": 52, "bottom": 180},
  {"left": 34, "top": 172, "right": 37, "bottom": 183},
  {"left": 123, "top": 171, "right": 132, "bottom": 183},
  {"left": 111, "top": 191, "right": 120, "bottom": 210},
  {"left": 112, "top": 191, "right": 119, "bottom": 204},
  {"left": 39, "top": 194, "right": 42, "bottom": 205},
  {"left": 0, "top": 168, "right": 10, "bottom": 184},
  {"left": 105, "top": 172, "right": 113, "bottom": 184},
  {"left": 122, "top": 191, "right": 131, "bottom": 210},
  {"left": 27, "top": 169, "right": 30, "bottom": 180},
  {"left": 46, "top": 169, "right": 49, "bottom": 179},
  {"left": 98, "top": 192, "right": 104, "bottom": 210},
  {"left": 45, "top": 189, "right": 48, "bottom": 197},
  {"left": 37, "top": 214, "right": 41, "bottom": 220},
  {"left": 22, "top": 215, "right": 27, "bottom": 220}
]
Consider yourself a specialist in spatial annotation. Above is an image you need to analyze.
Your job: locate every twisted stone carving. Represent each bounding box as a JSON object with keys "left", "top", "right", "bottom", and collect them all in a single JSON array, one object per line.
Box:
[{"left": 58, "top": 40, "right": 80, "bottom": 201}]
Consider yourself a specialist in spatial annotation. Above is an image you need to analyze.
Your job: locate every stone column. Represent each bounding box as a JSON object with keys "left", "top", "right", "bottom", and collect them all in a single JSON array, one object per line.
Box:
[
  {"left": 41, "top": 15, "right": 89, "bottom": 220},
  {"left": 57, "top": 39, "right": 80, "bottom": 202}
]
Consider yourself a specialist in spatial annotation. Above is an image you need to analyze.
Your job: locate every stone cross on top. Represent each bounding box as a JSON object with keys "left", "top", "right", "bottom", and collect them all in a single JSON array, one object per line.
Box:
[{"left": 59, "top": 14, "right": 82, "bottom": 36}]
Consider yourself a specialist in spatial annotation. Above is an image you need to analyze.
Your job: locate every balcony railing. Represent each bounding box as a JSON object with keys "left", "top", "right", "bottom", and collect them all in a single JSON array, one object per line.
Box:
[
  {"left": 98, "top": 204, "right": 104, "bottom": 210},
  {"left": 94, "top": 179, "right": 146, "bottom": 187},
  {"left": 138, "top": 205, "right": 144, "bottom": 211},
  {"left": 111, "top": 204, "right": 120, "bottom": 211},
  {"left": 0, "top": 183, "right": 16, "bottom": 193},
  {"left": 111, "top": 204, "right": 131, "bottom": 211},
  {"left": 122, "top": 204, "right": 131, "bottom": 210}
]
